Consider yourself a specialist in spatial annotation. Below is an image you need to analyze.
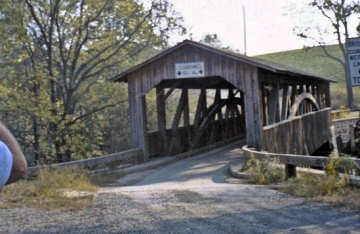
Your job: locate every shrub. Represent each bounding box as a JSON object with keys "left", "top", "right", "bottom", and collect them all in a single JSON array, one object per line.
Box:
[{"left": 243, "top": 157, "right": 286, "bottom": 185}]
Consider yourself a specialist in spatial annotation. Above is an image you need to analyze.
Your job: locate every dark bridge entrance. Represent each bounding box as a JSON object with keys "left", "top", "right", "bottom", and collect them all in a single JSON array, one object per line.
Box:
[
  {"left": 114, "top": 40, "right": 334, "bottom": 160},
  {"left": 148, "top": 78, "right": 246, "bottom": 157}
]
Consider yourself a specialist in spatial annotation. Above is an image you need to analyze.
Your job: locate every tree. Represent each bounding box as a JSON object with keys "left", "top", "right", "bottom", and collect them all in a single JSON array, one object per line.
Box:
[
  {"left": 200, "top": 33, "right": 238, "bottom": 52},
  {"left": 296, "top": 0, "right": 360, "bottom": 108},
  {"left": 0, "top": 0, "right": 185, "bottom": 163}
]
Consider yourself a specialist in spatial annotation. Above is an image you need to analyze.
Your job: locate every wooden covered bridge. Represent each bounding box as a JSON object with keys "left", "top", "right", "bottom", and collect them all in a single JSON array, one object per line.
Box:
[{"left": 114, "top": 40, "right": 333, "bottom": 161}]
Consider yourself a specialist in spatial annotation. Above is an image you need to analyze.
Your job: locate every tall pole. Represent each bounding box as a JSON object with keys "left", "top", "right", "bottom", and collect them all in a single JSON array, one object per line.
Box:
[
  {"left": 243, "top": 5, "right": 247, "bottom": 56},
  {"left": 345, "top": 38, "right": 354, "bottom": 108}
]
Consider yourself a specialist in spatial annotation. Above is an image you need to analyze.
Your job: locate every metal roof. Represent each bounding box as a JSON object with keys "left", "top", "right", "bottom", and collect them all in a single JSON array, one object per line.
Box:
[{"left": 113, "top": 40, "right": 335, "bottom": 83}]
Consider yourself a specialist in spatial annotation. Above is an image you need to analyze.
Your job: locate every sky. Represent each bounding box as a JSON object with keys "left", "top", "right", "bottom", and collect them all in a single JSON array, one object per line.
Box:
[{"left": 170, "top": 0, "right": 359, "bottom": 56}]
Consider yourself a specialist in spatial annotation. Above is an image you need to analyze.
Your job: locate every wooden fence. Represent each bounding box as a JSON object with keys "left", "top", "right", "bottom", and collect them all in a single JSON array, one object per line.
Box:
[
  {"left": 242, "top": 145, "right": 360, "bottom": 178},
  {"left": 262, "top": 108, "right": 331, "bottom": 155},
  {"left": 26, "top": 148, "right": 142, "bottom": 177}
]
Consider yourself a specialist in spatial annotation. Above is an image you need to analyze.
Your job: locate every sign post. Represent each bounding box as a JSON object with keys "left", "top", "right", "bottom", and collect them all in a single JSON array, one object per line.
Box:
[{"left": 345, "top": 37, "right": 360, "bottom": 108}]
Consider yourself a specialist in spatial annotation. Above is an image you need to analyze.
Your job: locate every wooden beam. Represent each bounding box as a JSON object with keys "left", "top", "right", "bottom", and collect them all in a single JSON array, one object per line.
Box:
[
  {"left": 215, "top": 89, "right": 224, "bottom": 140},
  {"left": 128, "top": 79, "right": 148, "bottom": 161},
  {"left": 128, "top": 80, "right": 138, "bottom": 148},
  {"left": 289, "top": 93, "right": 320, "bottom": 119},
  {"left": 261, "top": 83, "right": 269, "bottom": 125},
  {"left": 164, "top": 87, "right": 176, "bottom": 100},
  {"left": 183, "top": 89, "right": 191, "bottom": 148},
  {"left": 139, "top": 95, "right": 149, "bottom": 161},
  {"left": 268, "top": 83, "right": 279, "bottom": 124},
  {"left": 281, "top": 85, "right": 289, "bottom": 120},
  {"left": 194, "top": 89, "right": 207, "bottom": 128},
  {"left": 168, "top": 90, "right": 187, "bottom": 154},
  {"left": 156, "top": 87, "right": 167, "bottom": 155},
  {"left": 244, "top": 67, "right": 263, "bottom": 149}
]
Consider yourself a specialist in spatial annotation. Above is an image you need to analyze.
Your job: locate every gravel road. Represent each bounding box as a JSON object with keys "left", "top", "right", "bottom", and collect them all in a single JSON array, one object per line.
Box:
[{"left": 1, "top": 146, "right": 360, "bottom": 233}]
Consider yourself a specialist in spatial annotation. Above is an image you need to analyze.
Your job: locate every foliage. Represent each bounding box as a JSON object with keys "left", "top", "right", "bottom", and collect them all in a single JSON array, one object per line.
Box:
[
  {"left": 243, "top": 157, "right": 286, "bottom": 185},
  {"left": 295, "top": 0, "right": 360, "bottom": 107},
  {"left": 326, "top": 152, "right": 360, "bottom": 175},
  {"left": 282, "top": 173, "right": 349, "bottom": 197},
  {"left": 0, "top": 0, "right": 185, "bottom": 163},
  {"left": 331, "top": 107, "right": 352, "bottom": 119},
  {"left": 200, "top": 33, "right": 240, "bottom": 53},
  {"left": 279, "top": 155, "right": 360, "bottom": 210},
  {"left": 0, "top": 167, "right": 98, "bottom": 210}
]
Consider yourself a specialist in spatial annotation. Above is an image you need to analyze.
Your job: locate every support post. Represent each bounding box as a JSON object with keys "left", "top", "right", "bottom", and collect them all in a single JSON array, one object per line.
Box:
[
  {"left": 285, "top": 164, "right": 297, "bottom": 179},
  {"left": 281, "top": 85, "right": 289, "bottom": 121},
  {"left": 128, "top": 79, "right": 148, "bottom": 161},
  {"left": 183, "top": 89, "right": 191, "bottom": 149},
  {"left": 244, "top": 67, "right": 263, "bottom": 150},
  {"left": 156, "top": 87, "right": 167, "bottom": 155},
  {"left": 345, "top": 39, "right": 354, "bottom": 108}
]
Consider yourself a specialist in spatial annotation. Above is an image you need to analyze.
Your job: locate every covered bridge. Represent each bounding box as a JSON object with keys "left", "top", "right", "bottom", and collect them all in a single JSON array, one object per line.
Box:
[{"left": 114, "top": 40, "right": 333, "bottom": 161}]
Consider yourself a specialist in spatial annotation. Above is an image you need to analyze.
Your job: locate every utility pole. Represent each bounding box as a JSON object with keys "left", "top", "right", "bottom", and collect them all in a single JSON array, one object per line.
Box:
[
  {"left": 345, "top": 37, "right": 355, "bottom": 108},
  {"left": 243, "top": 5, "right": 247, "bottom": 56}
]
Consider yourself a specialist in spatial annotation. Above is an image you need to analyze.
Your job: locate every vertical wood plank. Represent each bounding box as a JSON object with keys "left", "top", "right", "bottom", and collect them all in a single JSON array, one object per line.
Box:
[
  {"left": 128, "top": 78, "right": 138, "bottom": 148},
  {"left": 168, "top": 89, "right": 186, "bottom": 154},
  {"left": 194, "top": 89, "right": 206, "bottom": 128},
  {"left": 183, "top": 89, "right": 191, "bottom": 148},
  {"left": 268, "top": 82, "right": 280, "bottom": 124},
  {"left": 281, "top": 85, "right": 289, "bottom": 120},
  {"left": 156, "top": 87, "right": 167, "bottom": 155},
  {"left": 244, "top": 66, "right": 263, "bottom": 149}
]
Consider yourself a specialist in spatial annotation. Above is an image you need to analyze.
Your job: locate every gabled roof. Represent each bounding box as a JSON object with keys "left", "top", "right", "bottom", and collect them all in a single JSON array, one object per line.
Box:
[{"left": 113, "top": 40, "right": 335, "bottom": 83}]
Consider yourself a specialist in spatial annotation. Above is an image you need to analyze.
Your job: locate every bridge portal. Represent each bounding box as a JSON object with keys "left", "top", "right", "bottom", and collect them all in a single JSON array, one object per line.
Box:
[{"left": 114, "top": 40, "right": 334, "bottom": 160}]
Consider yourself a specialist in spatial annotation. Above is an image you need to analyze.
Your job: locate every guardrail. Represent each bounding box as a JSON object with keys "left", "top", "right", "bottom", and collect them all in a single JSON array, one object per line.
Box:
[
  {"left": 26, "top": 148, "right": 143, "bottom": 177},
  {"left": 242, "top": 145, "right": 360, "bottom": 178}
]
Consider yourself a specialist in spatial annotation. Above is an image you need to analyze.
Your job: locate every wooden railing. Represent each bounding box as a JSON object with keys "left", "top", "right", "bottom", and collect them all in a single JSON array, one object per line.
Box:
[
  {"left": 26, "top": 148, "right": 143, "bottom": 177},
  {"left": 262, "top": 108, "right": 331, "bottom": 155},
  {"left": 242, "top": 145, "right": 360, "bottom": 178}
]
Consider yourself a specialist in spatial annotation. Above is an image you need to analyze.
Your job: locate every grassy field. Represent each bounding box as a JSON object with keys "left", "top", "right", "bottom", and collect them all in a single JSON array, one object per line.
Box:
[
  {"left": 256, "top": 45, "right": 360, "bottom": 108},
  {"left": 0, "top": 168, "right": 98, "bottom": 210}
]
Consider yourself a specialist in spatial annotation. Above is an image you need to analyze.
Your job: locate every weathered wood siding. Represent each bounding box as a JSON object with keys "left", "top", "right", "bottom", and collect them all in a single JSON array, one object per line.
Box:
[
  {"left": 127, "top": 44, "right": 263, "bottom": 156},
  {"left": 262, "top": 108, "right": 331, "bottom": 155},
  {"left": 126, "top": 45, "right": 255, "bottom": 94},
  {"left": 123, "top": 42, "right": 332, "bottom": 159},
  {"left": 258, "top": 70, "right": 331, "bottom": 126},
  {"left": 128, "top": 80, "right": 148, "bottom": 160}
]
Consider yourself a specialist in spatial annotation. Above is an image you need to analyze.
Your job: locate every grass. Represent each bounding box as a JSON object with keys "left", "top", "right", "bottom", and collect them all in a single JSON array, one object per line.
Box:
[
  {"left": 242, "top": 157, "right": 286, "bottom": 185},
  {"left": 243, "top": 156, "right": 360, "bottom": 210},
  {"left": 256, "top": 45, "right": 360, "bottom": 108},
  {"left": 280, "top": 173, "right": 360, "bottom": 210},
  {"left": 0, "top": 167, "right": 98, "bottom": 210}
]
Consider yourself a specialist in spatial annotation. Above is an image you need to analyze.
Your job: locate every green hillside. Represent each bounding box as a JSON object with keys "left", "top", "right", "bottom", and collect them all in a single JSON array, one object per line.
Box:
[{"left": 256, "top": 45, "right": 360, "bottom": 108}]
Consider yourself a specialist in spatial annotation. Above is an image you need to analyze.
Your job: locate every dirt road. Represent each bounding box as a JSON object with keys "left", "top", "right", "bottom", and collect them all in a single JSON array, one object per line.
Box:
[{"left": 1, "top": 146, "right": 359, "bottom": 233}]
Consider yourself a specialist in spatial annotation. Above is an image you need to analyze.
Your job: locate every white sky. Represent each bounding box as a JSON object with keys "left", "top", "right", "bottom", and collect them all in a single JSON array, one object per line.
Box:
[{"left": 170, "top": 0, "right": 359, "bottom": 56}]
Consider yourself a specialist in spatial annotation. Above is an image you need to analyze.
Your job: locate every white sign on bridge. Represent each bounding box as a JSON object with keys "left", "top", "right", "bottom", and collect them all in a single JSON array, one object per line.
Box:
[
  {"left": 175, "top": 62, "right": 205, "bottom": 78},
  {"left": 346, "top": 37, "right": 360, "bottom": 86}
]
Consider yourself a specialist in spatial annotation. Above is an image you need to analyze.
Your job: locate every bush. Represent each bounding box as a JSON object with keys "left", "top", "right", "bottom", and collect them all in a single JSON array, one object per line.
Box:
[
  {"left": 283, "top": 173, "right": 348, "bottom": 197},
  {"left": 243, "top": 157, "right": 286, "bottom": 185}
]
